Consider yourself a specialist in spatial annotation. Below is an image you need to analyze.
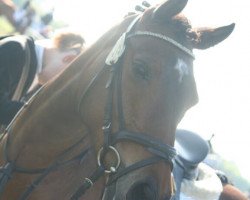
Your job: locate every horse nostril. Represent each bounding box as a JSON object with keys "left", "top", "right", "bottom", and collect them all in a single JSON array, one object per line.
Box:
[{"left": 126, "top": 180, "right": 157, "bottom": 200}]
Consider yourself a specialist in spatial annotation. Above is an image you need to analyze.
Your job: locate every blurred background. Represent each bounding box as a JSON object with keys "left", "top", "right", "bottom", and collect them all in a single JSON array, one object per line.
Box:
[{"left": 1, "top": 0, "right": 249, "bottom": 195}]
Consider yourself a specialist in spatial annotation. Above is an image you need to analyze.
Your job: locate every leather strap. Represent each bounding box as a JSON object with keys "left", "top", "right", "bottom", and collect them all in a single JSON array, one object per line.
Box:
[
  {"left": 107, "top": 156, "right": 163, "bottom": 186},
  {"left": 111, "top": 130, "right": 176, "bottom": 162},
  {"left": 70, "top": 166, "right": 105, "bottom": 200}
]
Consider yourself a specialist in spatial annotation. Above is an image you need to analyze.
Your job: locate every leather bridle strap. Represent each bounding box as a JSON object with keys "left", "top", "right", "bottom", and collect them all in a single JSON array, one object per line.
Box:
[
  {"left": 0, "top": 122, "right": 90, "bottom": 200},
  {"left": 70, "top": 156, "right": 171, "bottom": 200},
  {"left": 111, "top": 130, "right": 176, "bottom": 163},
  {"left": 19, "top": 148, "right": 90, "bottom": 200},
  {"left": 107, "top": 156, "right": 164, "bottom": 186},
  {"left": 102, "top": 65, "right": 116, "bottom": 151},
  {"left": 70, "top": 166, "right": 105, "bottom": 200}
]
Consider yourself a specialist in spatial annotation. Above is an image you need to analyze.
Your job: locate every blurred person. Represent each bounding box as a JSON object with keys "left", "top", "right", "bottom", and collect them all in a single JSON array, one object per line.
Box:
[
  {"left": 0, "top": 31, "right": 85, "bottom": 126},
  {"left": 0, "top": 0, "right": 16, "bottom": 26},
  {"left": 39, "top": 9, "right": 54, "bottom": 37},
  {"left": 29, "top": 9, "right": 54, "bottom": 38},
  {"left": 0, "top": 0, "right": 35, "bottom": 34}
]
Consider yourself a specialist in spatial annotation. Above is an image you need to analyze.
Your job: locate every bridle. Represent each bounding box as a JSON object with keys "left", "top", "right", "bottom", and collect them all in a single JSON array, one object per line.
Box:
[
  {"left": 71, "top": 15, "right": 195, "bottom": 200},
  {"left": 0, "top": 15, "right": 194, "bottom": 200}
]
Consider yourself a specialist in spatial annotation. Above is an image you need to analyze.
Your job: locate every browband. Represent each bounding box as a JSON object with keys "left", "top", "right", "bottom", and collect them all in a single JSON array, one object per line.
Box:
[
  {"left": 105, "top": 15, "right": 195, "bottom": 65},
  {"left": 127, "top": 31, "right": 195, "bottom": 59}
]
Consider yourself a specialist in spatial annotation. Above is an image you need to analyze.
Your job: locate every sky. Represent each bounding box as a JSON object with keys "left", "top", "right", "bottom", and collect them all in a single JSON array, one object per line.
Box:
[{"left": 41, "top": 0, "right": 250, "bottom": 180}]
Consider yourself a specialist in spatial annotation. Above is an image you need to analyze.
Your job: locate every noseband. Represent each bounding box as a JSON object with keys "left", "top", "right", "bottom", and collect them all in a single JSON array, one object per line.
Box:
[{"left": 72, "top": 15, "right": 195, "bottom": 199}]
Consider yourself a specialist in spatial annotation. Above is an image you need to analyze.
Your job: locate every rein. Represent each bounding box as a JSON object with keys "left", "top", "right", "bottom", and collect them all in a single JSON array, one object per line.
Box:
[
  {"left": 71, "top": 15, "right": 195, "bottom": 200},
  {"left": 0, "top": 122, "right": 90, "bottom": 200},
  {"left": 0, "top": 87, "right": 91, "bottom": 200}
]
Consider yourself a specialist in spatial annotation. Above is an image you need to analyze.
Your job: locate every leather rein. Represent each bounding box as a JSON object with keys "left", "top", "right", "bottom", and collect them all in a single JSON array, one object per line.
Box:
[{"left": 0, "top": 85, "right": 92, "bottom": 200}]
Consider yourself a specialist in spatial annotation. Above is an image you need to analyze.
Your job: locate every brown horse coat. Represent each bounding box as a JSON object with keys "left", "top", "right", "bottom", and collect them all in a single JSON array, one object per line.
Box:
[{"left": 0, "top": 0, "right": 235, "bottom": 199}]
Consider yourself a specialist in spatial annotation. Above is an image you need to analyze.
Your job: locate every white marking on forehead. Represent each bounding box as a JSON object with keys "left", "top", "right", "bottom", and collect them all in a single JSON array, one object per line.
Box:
[{"left": 174, "top": 58, "right": 189, "bottom": 83}]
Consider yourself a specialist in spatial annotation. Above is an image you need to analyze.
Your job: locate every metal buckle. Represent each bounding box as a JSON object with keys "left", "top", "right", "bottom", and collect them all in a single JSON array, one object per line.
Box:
[
  {"left": 102, "top": 123, "right": 111, "bottom": 130},
  {"left": 84, "top": 177, "right": 94, "bottom": 187},
  {"left": 97, "top": 146, "right": 121, "bottom": 174}
]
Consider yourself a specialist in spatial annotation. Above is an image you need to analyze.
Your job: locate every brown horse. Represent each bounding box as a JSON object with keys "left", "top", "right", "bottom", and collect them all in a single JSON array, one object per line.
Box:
[{"left": 0, "top": 0, "right": 234, "bottom": 199}]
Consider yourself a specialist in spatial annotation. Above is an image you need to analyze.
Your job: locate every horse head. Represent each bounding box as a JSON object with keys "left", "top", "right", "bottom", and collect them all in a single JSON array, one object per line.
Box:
[
  {"left": 0, "top": 0, "right": 235, "bottom": 200},
  {"left": 76, "top": 0, "right": 234, "bottom": 199}
]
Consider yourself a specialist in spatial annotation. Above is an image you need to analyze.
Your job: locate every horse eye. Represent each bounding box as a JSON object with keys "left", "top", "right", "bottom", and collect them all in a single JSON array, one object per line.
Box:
[{"left": 132, "top": 62, "right": 150, "bottom": 80}]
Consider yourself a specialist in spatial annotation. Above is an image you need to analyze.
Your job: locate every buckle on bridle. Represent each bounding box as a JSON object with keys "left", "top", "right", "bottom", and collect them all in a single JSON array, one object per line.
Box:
[
  {"left": 102, "top": 123, "right": 111, "bottom": 130},
  {"left": 97, "top": 146, "right": 121, "bottom": 174}
]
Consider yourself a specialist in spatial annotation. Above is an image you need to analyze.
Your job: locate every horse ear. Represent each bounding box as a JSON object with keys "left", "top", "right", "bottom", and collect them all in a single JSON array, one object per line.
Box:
[
  {"left": 153, "top": 0, "right": 188, "bottom": 20},
  {"left": 193, "top": 23, "right": 235, "bottom": 49}
]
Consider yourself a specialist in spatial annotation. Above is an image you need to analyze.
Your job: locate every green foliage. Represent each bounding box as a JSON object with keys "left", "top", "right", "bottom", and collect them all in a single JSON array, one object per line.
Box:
[
  {"left": 0, "top": 17, "right": 14, "bottom": 35},
  {"left": 221, "top": 158, "right": 250, "bottom": 192},
  {"left": 208, "top": 153, "right": 250, "bottom": 192}
]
